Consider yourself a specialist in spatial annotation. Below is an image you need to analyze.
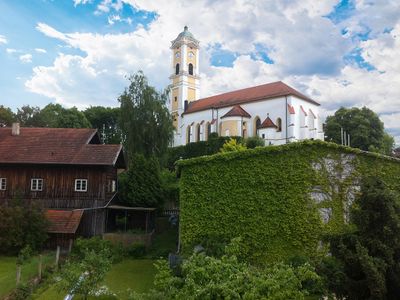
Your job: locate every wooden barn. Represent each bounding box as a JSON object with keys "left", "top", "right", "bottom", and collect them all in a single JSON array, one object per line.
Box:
[{"left": 0, "top": 123, "right": 126, "bottom": 247}]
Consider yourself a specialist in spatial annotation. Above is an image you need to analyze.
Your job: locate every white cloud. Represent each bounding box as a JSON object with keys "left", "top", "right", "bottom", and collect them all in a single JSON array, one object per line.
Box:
[
  {"left": 6, "top": 48, "right": 17, "bottom": 54},
  {"left": 0, "top": 35, "right": 7, "bottom": 44},
  {"left": 35, "top": 48, "right": 47, "bottom": 53},
  {"left": 19, "top": 54, "right": 32, "bottom": 63},
  {"left": 27, "top": 0, "right": 400, "bottom": 143},
  {"left": 73, "top": 0, "right": 92, "bottom": 7}
]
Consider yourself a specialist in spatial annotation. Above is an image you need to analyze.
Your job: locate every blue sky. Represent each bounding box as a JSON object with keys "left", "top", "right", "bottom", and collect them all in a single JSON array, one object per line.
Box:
[{"left": 0, "top": 0, "right": 399, "bottom": 144}]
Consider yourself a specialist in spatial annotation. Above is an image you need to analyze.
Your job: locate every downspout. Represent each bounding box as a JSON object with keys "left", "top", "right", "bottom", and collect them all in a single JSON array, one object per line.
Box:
[{"left": 285, "top": 96, "right": 288, "bottom": 144}]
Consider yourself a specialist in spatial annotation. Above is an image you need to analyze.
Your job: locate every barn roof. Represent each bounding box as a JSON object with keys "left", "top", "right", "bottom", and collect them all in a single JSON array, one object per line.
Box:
[
  {"left": 184, "top": 81, "right": 319, "bottom": 115},
  {"left": 46, "top": 209, "right": 83, "bottom": 234},
  {"left": 0, "top": 127, "right": 125, "bottom": 167}
]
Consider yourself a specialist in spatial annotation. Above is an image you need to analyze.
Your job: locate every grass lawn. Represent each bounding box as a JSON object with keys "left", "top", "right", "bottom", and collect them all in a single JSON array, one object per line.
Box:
[
  {"left": 34, "top": 259, "right": 157, "bottom": 300},
  {"left": 0, "top": 252, "right": 54, "bottom": 298}
]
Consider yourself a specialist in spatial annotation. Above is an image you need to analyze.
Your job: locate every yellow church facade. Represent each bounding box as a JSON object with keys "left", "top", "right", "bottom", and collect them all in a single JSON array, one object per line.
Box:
[{"left": 169, "top": 27, "right": 324, "bottom": 146}]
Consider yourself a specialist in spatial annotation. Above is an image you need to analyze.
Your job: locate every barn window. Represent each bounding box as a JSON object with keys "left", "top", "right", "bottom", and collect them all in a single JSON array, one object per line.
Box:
[
  {"left": 75, "top": 179, "right": 88, "bottom": 192},
  {"left": 0, "top": 178, "right": 6, "bottom": 190},
  {"left": 31, "top": 178, "right": 43, "bottom": 191},
  {"left": 188, "top": 63, "right": 194, "bottom": 75},
  {"left": 107, "top": 180, "right": 116, "bottom": 193},
  {"left": 175, "top": 63, "right": 180, "bottom": 75}
]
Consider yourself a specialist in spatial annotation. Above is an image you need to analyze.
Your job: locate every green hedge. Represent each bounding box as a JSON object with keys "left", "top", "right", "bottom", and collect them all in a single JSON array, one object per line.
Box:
[
  {"left": 165, "top": 136, "right": 242, "bottom": 169},
  {"left": 177, "top": 140, "right": 400, "bottom": 264}
]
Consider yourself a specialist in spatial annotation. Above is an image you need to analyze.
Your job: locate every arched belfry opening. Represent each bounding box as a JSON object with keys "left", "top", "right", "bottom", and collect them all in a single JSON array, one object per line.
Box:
[
  {"left": 188, "top": 63, "right": 193, "bottom": 75},
  {"left": 175, "top": 63, "right": 180, "bottom": 75}
]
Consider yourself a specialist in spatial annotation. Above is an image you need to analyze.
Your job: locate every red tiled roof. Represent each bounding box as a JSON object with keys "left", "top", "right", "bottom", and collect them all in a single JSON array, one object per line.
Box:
[
  {"left": 46, "top": 209, "right": 83, "bottom": 234},
  {"left": 0, "top": 127, "right": 124, "bottom": 166},
  {"left": 221, "top": 105, "right": 251, "bottom": 119},
  {"left": 184, "top": 81, "right": 319, "bottom": 114},
  {"left": 260, "top": 116, "right": 277, "bottom": 129},
  {"left": 288, "top": 104, "right": 295, "bottom": 114}
]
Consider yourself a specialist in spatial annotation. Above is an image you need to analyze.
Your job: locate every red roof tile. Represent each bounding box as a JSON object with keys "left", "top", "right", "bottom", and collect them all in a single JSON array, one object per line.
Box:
[
  {"left": 184, "top": 81, "right": 319, "bottom": 114},
  {"left": 221, "top": 105, "right": 251, "bottom": 119},
  {"left": 0, "top": 127, "right": 124, "bottom": 166},
  {"left": 288, "top": 104, "right": 295, "bottom": 114},
  {"left": 46, "top": 209, "right": 83, "bottom": 234},
  {"left": 260, "top": 116, "right": 277, "bottom": 129}
]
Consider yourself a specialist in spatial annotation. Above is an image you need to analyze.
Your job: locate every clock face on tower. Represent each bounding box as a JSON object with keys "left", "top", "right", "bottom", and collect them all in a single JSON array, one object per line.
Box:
[
  {"left": 175, "top": 52, "right": 180, "bottom": 58},
  {"left": 188, "top": 51, "right": 194, "bottom": 58}
]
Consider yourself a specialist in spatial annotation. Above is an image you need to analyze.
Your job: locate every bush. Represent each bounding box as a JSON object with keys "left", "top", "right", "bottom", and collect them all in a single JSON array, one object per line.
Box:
[
  {"left": 134, "top": 238, "right": 322, "bottom": 299},
  {"left": 0, "top": 200, "right": 48, "bottom": 255},
  {"left": 245, "top": 136, "right": 265, "bottom": 148},
  {"left": 71, "top": 237, "right": 119, "bottom": 262},
  {"left": 127, "top": 243, "right": 146, "bottom": 258},
  {"left": 164, "top": 136, "right": 243, "bottom": 169}
]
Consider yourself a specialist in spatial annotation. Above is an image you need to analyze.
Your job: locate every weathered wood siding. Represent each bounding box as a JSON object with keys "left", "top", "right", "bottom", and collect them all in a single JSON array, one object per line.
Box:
[{"left": 0, "top": 164, "right": 116, "bottom": 208}]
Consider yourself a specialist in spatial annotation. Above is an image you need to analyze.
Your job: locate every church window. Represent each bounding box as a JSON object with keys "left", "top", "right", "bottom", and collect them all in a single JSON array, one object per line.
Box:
[
  {"left": 254, "top": 117, "right": 261, "bottom": 136},
  {"left": 188, "top": 63, "right": 194, "bottom": 75},
  {"left": 276, "top": 118, "right": 282, "bottom": 132},
  {"left": 186, "top": 126, "right": 191, "bottom": 143},
  {"left": 175, "top": 63, "right": 180, "bottom": 75},
  {"left": 196, "top": 124, "right": 201, "bottom": 142},
  {"left": 174, "top": 96, "right": 177, "bottom": 102},
  {"left": 205, "top": 122, "right": 211, "bottom": 141}
]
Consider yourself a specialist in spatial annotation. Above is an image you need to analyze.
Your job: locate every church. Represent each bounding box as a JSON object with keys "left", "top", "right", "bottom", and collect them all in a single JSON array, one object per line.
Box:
[{"left": 168, "top": 26, "right": 324, "bottom": 146}]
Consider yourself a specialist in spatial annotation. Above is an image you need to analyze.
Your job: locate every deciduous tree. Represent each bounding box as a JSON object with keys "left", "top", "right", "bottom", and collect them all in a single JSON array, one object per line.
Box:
[
  {"left": 324, "top": 107, "right": 394, "bottom": 155},
  {"left": 118, "top": 71, "right": 173, "bottom": 159}
]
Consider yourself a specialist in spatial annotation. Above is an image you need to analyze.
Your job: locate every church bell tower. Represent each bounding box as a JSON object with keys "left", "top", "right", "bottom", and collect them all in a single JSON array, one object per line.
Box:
[{"left": 169, "top": 26, "right": 200, "bottom": 145}]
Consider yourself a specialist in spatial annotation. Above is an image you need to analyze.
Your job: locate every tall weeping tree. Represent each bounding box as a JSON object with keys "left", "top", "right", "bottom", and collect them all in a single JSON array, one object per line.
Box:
[{"left": 119, "top": 71, "right": 174, "bottom": 159}]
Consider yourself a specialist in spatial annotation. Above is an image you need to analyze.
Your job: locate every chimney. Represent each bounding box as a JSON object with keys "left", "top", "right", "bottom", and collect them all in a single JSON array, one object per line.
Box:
[{"left": 11, "top": 123, "right": 20, "bottom": 136}]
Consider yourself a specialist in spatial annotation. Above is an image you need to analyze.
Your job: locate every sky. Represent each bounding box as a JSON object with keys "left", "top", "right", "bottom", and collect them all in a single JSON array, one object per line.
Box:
[{"left": 0, "top": 0, "right": 399, "bottom": 145}]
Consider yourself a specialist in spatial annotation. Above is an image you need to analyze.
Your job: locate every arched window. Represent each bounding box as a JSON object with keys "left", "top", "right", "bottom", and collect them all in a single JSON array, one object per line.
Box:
[
  {"left": 242, "top": 121, "right": 248, "bottom": 138},
  {"left": 196, "top": 124, "right": 200, "bottom": 142},
  {"left": 253, "top": 117, "right": 261, "bottom": 136},
  {"left": 205, "top": 122, "right": 211, "bottom": 141},
  {"left": 188, "top": 63, "right": 194, "bottom": 75},
  {"left": 175, "top": 63, "right": 180, "bottom": 75},
  {"left": 186, "top": 125, "right": 191, "bottom": 143},
  {"left": 276, "top": 118, "right": 282, "bottom": 132}
]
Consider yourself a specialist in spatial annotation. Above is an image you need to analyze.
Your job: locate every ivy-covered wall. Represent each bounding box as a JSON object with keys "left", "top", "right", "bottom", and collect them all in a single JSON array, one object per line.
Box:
[{"left": 177, "top": 140, "right": 400, "bottom": 263}]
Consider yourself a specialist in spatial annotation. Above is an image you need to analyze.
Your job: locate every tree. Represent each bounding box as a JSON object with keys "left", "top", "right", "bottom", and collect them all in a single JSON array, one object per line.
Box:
[
  {"left": 58, "top": 248, "right": 112, "bottom": 300},
  {"left": 324, "top": 107, "right": 394, "bottom": 155},
  {"left": 118, "top": 154, "right": 163, "bottom": 207},
  {"left": 15, "top": 105, "right": 41, "bottom": 126},
  {"left": 0, "top": 105, "right": 15, "bottom": 127},
  {"left": 28, "top": 104, "right": 91, "bottom": 128},
  {"left": 0, "top": 200, "right": 48, "bottom": 255},
  {"left": 84, "top": 106, "right": 121, "bottom": 144},
  {"left": 328, "top": 177, "right": 400, "bottom": 299},
  {"left": 119, "top": 71, "right": 173, "bottom": 159}
]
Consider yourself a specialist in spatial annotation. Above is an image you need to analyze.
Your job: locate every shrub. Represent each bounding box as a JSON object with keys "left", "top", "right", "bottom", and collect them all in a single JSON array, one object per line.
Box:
[
  {"left": 0, "top": 201, "right": 48, "bottom": 255},
  {"left": 71, "top": 237, "right": 118, "bottom": 262},
  {"left": 134, "top": 238, "right": 322, "bottom": 299},
  {"left": 245, "top": 136, "right": 265, "bottom": 148},
  {"left": 127, "top": 243, "right": 146, "bottom": 258},
  {"left": 220, "top": 138, "right": 247, "bottom": 152}
]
